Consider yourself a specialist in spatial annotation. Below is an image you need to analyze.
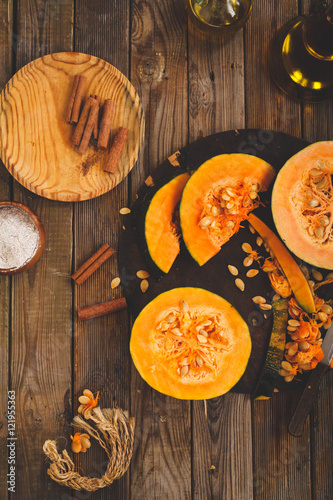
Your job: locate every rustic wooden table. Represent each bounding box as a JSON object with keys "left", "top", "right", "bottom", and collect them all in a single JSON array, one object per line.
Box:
[{"left": 0, "top": 1, "right": 332, "bottom": 499}]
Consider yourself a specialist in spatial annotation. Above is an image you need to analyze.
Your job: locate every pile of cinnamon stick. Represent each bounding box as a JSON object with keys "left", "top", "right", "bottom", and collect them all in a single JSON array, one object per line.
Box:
[{"left": 66, "top": 75, "right": 128, "bottom": 174}]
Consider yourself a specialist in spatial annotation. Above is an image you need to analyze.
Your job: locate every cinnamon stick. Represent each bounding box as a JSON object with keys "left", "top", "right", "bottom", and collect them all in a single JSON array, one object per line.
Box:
[
  {"left": 78, "top": 101, "right": 99, "bottom": 155},
  {"left": 92, "top": 95, "right": 100, "bottom": 140},
  {"left": 66, "top": 75, "right": 80, "bottom": 123},
  {"left": 104, "top": 127, "right": 128, "bottom": 174},
  {"left": 97, "top": 99, "right": 116, "bottom": 149},
  {"left": 70, "top": 75, "right": 87, "bottom": 124},
  {"left": 72, "top": 243, "right": 115, "bottom": 285},
  {"left": 78, "top": 297, "right": 127, "bottom": 321},
  {"left": 72, "top": 96, "right": 95, "bottom": 146}
]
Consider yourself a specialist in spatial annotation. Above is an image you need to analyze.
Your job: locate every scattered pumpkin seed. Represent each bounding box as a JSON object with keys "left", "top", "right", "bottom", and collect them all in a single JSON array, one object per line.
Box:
[
  {"left": 321, "top": 304, "right": 332, "bottom": 315},
  {"left": 318, "top": 311, "right": 328, "bottom": 322},
  {"left": 279, "top": 369, "right": 290, "bottom": 377},
  {"left": 256, "top": 236, "right": 263, "bottom": 247},
  {"left": 246, "top": 269, "right": 259, "bottom": 278},
  {"left": 288, "top": 319, "right": 300, "bottom": 327},
  {"left": 249, "top": 224, "right": 256, "bottom": 234},
  {"left": 136, "top": 270, "right": 150, "bottom": 279},
  {"left": 78, "top": 395, "right": 90, "bottom": 405},
  {"left": 262, "top": 266, "right": 276, "bottom": 272},
  {"left": 272, "top": 293, "right": 281, "bottom": 301},
  {"left": 288, "top": 346, "right": 298, "bottom": 357},
  {"left": 325, "top": 272, "right": 333, "bottom": 279},
  {"left": 225, "top": 220, "right": 235, "bottom": 228},
  {"left": 242, "top": 242, "right": 252, "bottom": 253},
  {"left": 299, "top": 341, "right": 310, "bottom": 351},
  {"left": 252, "top": 296, "right": 266, "bottom": 304},
  {"left": 235, "top": 278, "right": 245, "bottom": 291},
  {"left": 249, "top": 191, "right": 258, "bottom": 200},
  {"left": 243, "top": 256, "right": 253, "bottom": 267},
  {"left": 259, "top": 303, "right": 272, "bottom": 310},
  {"left": 119, "top": 207, "right": 131, "bottom": 215},
  {"left": 228, "top": 265, "right": 239, "bottom": 276},
  {"left": 291, "top": 308, "right": 300, "bottom": 316},
  {"left": 83, "top": 389, "right": 94, "bottom": 399},
  {"left": 281, "top": 361, "right": 293, "bottom": 371},
  {"left": 111, "top": 277, "right": 121, "bottom": 289},
  {"left": 312, "top": 269, "right": 323, "bottom": 281},
  {"left": 287, "top": 326, "right": 297, "bottom": 332},
  {"left": 284, "top": 375, "right": 294, "bottom": 382},
  {"left": 140, "top": 279, "right": 149, "bottom": 292}
]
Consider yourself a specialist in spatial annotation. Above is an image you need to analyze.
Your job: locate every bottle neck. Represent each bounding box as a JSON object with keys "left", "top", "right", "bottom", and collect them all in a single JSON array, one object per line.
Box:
[{"left": 304, "top": 4, "right": 333, "bottom": 60}]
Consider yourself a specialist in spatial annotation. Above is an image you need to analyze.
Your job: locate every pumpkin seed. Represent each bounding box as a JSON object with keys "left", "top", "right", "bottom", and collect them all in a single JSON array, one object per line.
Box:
[
  {"left": 111, "top": 277, "right": 121, "bottom": 289},
  {"left": 281, "top": 361, "right": 293, "bottom": 371},
  {"left": 140, "top": 279, "right": 149, "bottom": 292},
  {"left": 288, "top": 319, "right": 300, "bottom": 327},
  {"left": 312, "top": 269, "right": 323, "bottom": 281},
  {"left": 212, "top": 206, "right": 222, "bottom": 216},
  {"left": 259, "top": 303, "right": 272, "bottom": 310},
  {"left": 316, "top": 159, "right": 326, "bottom": 170},
  {"left": 222, "top": 193, "right": 231, "bottom": 201},
  {"left": 299, "top": 341, "right": 310, "bottom": 351},
  {"left": 284, "top": 375, "right": 294, "bottom": 383},
  {"left": 197, "top": 334, "right": 208, "bottom": 343},
  {"left": 71, "top": 440, "right": 82, "bottom": 453},
  {"left": 243, "top": 256, "right": 253, "bottom": 267},
  {"left": 78, "top": 404, "right": 84, "bottom": 414},
  {"left": 315, "top": 226, "right": 324, "bottom": 238},
  {"left": 226, "top": 188, "right": 235, "bottom": 197},
  {"left": 308, "top": 280, "right": 315, "bottom": 288},
  {"left": 272, "top": 294, "right": 281, "bottom": 301},
  {"left": 225, "top": 220, "right": 235, "bottom": 228},
  {"left": 199, "top": 329, "right": 208, "bottom": 337},
  {"left": 166, "top": 314, "right": 176, "bottom": 323},
  {"left": 256, "top": 236, "right": 263, "bottom": 247},
  {"left": 78, "top": 395, "right": 90, "bottom": 405},
  {"left": 119, "top": 207, "right": 131, "bottom": 214},
  {"left": 136, "top": 270, "right": 150, "bottom": 279},
  {"left": 308, "top": 225, "right": 314, "bottom": 236},
  {"left": 80, "top": 436, "right": 91, "bottom": 449},
  {"left": 315, "top": 338, "right": 323, "bottom": 345},
  {"left": 287, "top": 326, "right": 297, "bottom": 332},
  {"left": 309, "top": 168, "right": 323, "bottom": 177},
  {"left": 242, "top": 242, "right": 252, "bottom": 253},
  {"left": 83, "top": 389, "right": 93, "bottom": 399},
  {"left": 226, "top": 201, "right": 235, "bottom": 209},
  {"left": 300, "top": 265, "right": 310, "bottom": 278},
  {"left": 196, "top": 356, "right": 204, "bottom": 367},
  {"left": 291, "top": 308, "right": 300, "bottom": 316},
  {"left": 243, "top": 196, "right": 252, "bottom": 207},
  {"left": 318, "top": 215, "right": 330, "bottom": 227},
  {"left": 250, "top": 184, "right": 258, "bottom": 192},
  {"left": 181, "top": 300, "right": 189, "bottom": 313},
  {"left": 308, "top": 199, "right": 319, "bottom": 208},
  {"left": 252, "top": 296, "right": 266, "bottom": 304},
  {"left": 262, "top": 266, "right": 276, "bottom": 272},
  {"left": 246, "top": 269, "right": 259, "bottom": 278},
  {"left": 235, "top": 278, "right": 245, "bottom": 291},
  {"left": 299, "top": 363, "right": 311, "bottom": 370},
  {"left": 229, "top": 208, "right": 238, "bottom": 215},
  {"left": 326, "top": 272, "right": 333, "bottom": 279},
  {"left": 318, "top": 311, "right": 328, "bottom": 322},
  {"left": 171, "top": 328, "right": 182, "bottom": 336},
  {"left": 249, "top": 223, "right": 256, "bottom": 234},
  {"left": 288, "top": 347, "right": 298, "bottom": 357},
  {"left": 321, "top": 304, "right": 332, "bottom": 315},
  {"left": 279, "top": 369, "right": 290, "bottom": 377},
  {"left": 249, "top": 191, "right": 258, "bottom": 200},
  {"left": 199, "top": 217, "right": 212, "bottom": 229},
  {"left": 316, "top": 178, "right": 327, "bottom": 189},
  {"left": 180, "top": 365, "right": 189, "bottom": 377}
]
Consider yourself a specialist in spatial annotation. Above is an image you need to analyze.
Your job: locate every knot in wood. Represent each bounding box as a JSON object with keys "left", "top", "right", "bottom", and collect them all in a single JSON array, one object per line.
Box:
[{"left": 138, "top": 58, "right": 163, "bottom": 85}]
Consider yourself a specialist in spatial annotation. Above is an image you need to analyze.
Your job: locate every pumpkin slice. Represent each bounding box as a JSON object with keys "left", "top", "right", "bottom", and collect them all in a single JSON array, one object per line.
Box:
[
  {"left": 248, "top": 214, "right": 316, "bottom": 313},
  {"left": 254, "top": 299, "right": 288, "bottom": 400},
  {"left": 143, "top": 172, "right": 190, "bottom": 275},
  {"left": 180, "top": 154, "right": 275, "bottom": 266},
  {"left": 130, "top": 287, "right": 252, "bottom": 400},
  {"left": 272, "top": 141, "right": 333, "bottom": 269}
]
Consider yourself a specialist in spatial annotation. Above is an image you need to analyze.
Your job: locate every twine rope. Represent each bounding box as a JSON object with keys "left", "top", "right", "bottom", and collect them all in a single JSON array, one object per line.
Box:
[{"left": 43, "top": 406, "right": 135, "bottom": 492}]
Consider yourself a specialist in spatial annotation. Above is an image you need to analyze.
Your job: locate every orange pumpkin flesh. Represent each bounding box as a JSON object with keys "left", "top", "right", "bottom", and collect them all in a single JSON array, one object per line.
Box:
[
  {"left": 130, "top": 287, "right": 252, "bottom": 400},
  {"left": 272, "top": 141, "right": 333, "bottom": 270},
  {"left": 145, "top": 173, "right": 190, "bottom": 274},
  {"left": 180, "top": 154, "right": 275, "bottom": 266}
]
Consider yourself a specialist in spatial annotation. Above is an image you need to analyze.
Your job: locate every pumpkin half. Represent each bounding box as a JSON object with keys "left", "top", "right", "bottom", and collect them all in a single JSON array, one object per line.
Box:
[
  {"left": 180, "top": 154, "right": 275, "bottom": 266},
  {"left": 272, "top": 141, "right": 333, "bottom": 269},
  {"left": 130, "top": 287, "right": 252, "bottom": 399},
  {"left": 143, "top": 172, "right": 190, "bottom": 275}
]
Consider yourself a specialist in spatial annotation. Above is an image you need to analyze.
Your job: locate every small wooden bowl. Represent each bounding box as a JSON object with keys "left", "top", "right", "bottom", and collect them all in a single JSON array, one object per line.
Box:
[{"left": 0, "top": 202, "right": 45, "bottom": 275}]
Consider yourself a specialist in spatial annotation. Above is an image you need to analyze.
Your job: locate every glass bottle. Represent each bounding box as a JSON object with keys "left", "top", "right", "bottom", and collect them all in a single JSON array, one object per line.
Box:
[
  {"left": 186, "top": 0, "right": 253, "bottom": 37},
  {"left": 269, "top": 1, "right": 333, "bottom": 102}
]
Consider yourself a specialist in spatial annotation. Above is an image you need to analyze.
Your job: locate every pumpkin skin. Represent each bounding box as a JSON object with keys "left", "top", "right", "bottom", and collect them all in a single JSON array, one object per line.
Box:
[
  {"left": 272, "top": 141, "right": 333, "bottom": 269},
  {"left": 130, "top": 287, "right": 252, "bottom": 400},
  {"left": 180, "top": 154, "right": 275, "bottom": 266},
  {"left": 248, "top": 214, "right": 316, "bottom": 313},
  {"left": 142, "top": 172, "right": 190, "bottom": 276}
]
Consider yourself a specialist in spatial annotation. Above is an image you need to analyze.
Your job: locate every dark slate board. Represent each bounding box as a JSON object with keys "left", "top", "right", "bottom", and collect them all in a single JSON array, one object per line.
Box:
[{"left": 119, "top": 129, "right": 333, "bottom": 394}]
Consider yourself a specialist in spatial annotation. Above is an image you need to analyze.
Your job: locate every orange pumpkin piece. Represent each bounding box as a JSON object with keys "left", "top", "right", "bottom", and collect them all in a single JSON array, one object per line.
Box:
[{"left": 130, "top": 287, "right": 252, "bottom": 400}]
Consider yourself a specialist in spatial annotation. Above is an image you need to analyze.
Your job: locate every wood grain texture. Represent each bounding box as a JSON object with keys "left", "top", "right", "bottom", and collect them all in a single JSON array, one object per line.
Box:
[
  {"left": 130, "top": 1, "right": 191, "bottom": 499},
  {"left": 73, "top": 1, "right": 131, "bottom": 499},
  {"left": 187, "top": 15, "right": 253, "bottom": 500},
  {"left": 0, "top": 52, "right": 144, "bottom": 201},
  {"left": 10, "top": 1, "right": 74, "bottom": 499},
  {"left": 245, "top": 2, "right": 312, "bottom": 499}
]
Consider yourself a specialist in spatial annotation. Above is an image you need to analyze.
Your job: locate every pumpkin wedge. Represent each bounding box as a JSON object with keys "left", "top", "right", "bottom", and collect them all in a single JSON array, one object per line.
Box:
[
  {"left": 248, "top": 214, "right": 316, "bottom": 313},
  {"left": 142, "top": 172, "right": 190, "bottom": 276},
  {"left": 272, "top": 141, "right": 333, "bottom": 270},
  {"left": 180, "top": 154, "right": 275, "bottom": 266},
  {"left": 130, "top": 287, "right": 252, "bottom": 400}
]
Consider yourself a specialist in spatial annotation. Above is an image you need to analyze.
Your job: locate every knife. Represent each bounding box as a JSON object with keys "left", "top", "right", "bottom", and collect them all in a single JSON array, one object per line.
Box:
[{"left": 288, "top": 321, "right": 333, "bottom": 437}]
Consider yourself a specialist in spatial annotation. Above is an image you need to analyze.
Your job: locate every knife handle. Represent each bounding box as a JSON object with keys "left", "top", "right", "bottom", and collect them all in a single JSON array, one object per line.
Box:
[{"left": 288, "top": 363, "right": 329, "bottom": 437}]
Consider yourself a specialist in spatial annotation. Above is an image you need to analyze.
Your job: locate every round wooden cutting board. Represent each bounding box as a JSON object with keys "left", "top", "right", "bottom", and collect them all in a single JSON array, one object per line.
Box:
[
  {"left": 120, "top": 129, "right": 333, "bottom": 395},
  {"left": 0, "top": 52, "right": 144, "bottom": 202}
]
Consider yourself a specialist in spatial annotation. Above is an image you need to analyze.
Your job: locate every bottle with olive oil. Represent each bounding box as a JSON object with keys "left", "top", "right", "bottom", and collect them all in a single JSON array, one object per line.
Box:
[
  {"left": 186, "top": 0, "right": 253, "bottom": 37},
  {"left": 269, "top": 2, "right": 333, "bottom": 102}
]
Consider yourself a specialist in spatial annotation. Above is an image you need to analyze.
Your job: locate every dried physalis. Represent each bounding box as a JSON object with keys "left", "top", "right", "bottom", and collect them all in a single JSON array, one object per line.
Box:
[
  {"left": 70, "top": 432, "right": 91, "bottom": 453},
  {"left": 78, "top": 389, "right": 99, "bottom": 417}
]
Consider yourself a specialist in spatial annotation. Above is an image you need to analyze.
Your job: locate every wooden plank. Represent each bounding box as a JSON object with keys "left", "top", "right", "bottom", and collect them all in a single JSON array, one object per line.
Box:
[
  {"left": 300, "top": 4, "right": 333, "bottom": 498},
  {"left": 245, "top": 2, "right": 312, "bottom": 499},
  {"left": 130, "top": 1, "right": 191, "bottom": 498},
  {"left": 0, "top": 2, "right": 13, "bottom": 497},
  {"left": 10, "top": 1, "right": 74, "bottom": 498},
  {"left": 73, "top": 2, "right": 131, "bottom": 499},
  {"left": 187, "top": 16, "right": 253, "bottom": 500}
]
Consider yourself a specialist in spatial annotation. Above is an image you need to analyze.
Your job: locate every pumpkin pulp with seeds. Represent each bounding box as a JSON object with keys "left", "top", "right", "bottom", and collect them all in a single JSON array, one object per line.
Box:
[
  {"left": 180, "top": 154, "right": 275, "bottom": 266},
  {"left": 130, "top": 287, "right": 251, "bottom": 400},
  {"left": 272, "top": 141, "right": 333, "bottom": 269}
]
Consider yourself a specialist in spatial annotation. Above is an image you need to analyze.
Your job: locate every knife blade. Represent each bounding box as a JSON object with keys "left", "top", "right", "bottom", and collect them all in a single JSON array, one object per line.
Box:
[{"left": 288, "top": 321, "right": 333, "bottom": 437}]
